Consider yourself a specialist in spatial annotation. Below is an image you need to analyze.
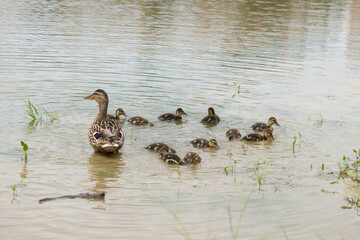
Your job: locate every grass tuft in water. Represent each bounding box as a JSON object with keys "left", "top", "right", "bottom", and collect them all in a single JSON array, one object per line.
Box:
[
  {"left": 24, "top": 99, "right": 59, "bottom": 126},
  {"left": 20, "top": 141, "right": 28, "bottom": 162},
  {"left": 24, "top": 98, "right": 42, "bottom": 126}
]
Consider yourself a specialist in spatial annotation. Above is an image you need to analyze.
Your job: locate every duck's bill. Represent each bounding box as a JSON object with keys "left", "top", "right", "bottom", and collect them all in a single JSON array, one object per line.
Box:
[
  {"left": 272, "top": 136, "right": 275, "bottom": 140},
  {"left": 275, "top": 122, "right": 280, "bottom": 126},
  {"left": 84, "top": 94, "right": 94, "bottom": 100}
]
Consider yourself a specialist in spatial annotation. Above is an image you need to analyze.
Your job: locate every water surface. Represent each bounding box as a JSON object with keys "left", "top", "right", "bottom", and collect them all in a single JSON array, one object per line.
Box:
[{"left": 1, "top": 0, "right": 360, "bottom": 239}]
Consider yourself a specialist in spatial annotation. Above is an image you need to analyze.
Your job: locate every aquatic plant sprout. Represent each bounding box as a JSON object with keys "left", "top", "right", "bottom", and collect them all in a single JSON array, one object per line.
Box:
[{"left": 20, "top": 141, "right": 28, "bottom": 161}]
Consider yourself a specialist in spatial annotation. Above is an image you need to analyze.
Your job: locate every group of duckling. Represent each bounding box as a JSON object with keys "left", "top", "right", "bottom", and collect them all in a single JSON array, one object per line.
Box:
[{"left": 85, "top": 89, "right": 280, "bottom": 165}]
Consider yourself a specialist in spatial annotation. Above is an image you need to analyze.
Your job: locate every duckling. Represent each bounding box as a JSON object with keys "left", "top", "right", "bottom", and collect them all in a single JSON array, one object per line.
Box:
[
  {"left": 158, "top": 108, "right": 187, "bottom": 121},
  {"left": 145, "top": 142, "right": 176, "bottom": 154},
  {"left": 190, "top": 138, "right": 219, "bottom": 149},
  {"left": 201, "top": 107, "right": 220, "bottom": 125},
  {"left": 183, "top": 152, "right": 201, "bottom": 164},
  {"left": 158, "top": 153, "right": 184, "bottom": 165},
  {"left": 226, "top": 129, "right": 242, "bottom": 141},
  {"left": 127, "top": 116, "right": 154, "bottom": 126},
  {"left": 240, "top": 129, "right": 274, "bottom": 142},
  {"left": 84, "top": 89, "right": 125, "bottom": 153},
  {"left": 252, "top": 117, "right": 280, "bottom": 131},
  {"left": 109, "top": 108, "right": 127, "bottom": 121}
]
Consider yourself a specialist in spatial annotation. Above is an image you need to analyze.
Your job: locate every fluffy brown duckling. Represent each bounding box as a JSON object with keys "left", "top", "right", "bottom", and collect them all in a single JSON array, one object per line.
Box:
[
  {"left": 145, "top": 142, "right": 176, "bottom": 154},
  {"left": 201, "top": 107, "right": 220, "bottom": 125},
  {"left": 158, "top": 153, "right": 184, "bottom": 165},
  {"left": 190, "top": 138, "right": 219, "bottom": 149},
  {"left": 226, "top": 129, "right": 242, "bottom": 141},
  {"left": 240, "top": 129, "right": 274, "bottom": 142},
  {"left": 158, "top": 108, "right": 187, "bottom": 121},
  {"left": 109, "top": 108, "right": 127, "bottom": 121},
  {"left": 127, "top": 116, "right": 154, "bottom": 126},
  {"left": 183, "top": 152, "right": 201, "bottom": 164},
  {"left": 84, "top": 89, "right": 125, "bottom": 153},
  {"left": 252, "top": 117, "right": 280, "bottom": 131}
]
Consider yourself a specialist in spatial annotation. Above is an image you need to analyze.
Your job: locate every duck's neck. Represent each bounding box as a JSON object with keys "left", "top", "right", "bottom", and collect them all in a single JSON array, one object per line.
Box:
[{"left": 96, "top": 100, "right": 108, "bottom": 121}]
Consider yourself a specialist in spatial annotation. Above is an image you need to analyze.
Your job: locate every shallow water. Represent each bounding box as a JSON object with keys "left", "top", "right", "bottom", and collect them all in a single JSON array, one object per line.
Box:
[{"left": 1, "top": 0, "right": 360, "bottom": 239}]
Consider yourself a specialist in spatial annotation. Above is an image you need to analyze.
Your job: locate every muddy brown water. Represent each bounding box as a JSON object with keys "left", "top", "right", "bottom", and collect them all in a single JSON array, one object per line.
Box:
[{"left": 1, "top": 0, "right": 360, "bottom": 239}]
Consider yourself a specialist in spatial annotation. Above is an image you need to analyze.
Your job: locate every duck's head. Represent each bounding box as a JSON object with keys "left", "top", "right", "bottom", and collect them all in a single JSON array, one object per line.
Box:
[
  {"left": 209, "top": 139, "right": 219, "bottom": 148},
  {"left": 116, "top": 108, "right": 127, "bottom": 117},
  {"left": 84, "top": 89, "right": 108, "bottom": 105},
  {"left": 208, "top": 107, "right": 216, "bottom": 116},
  {"left": 158, "top": 153, "right": 165, "bottom": 160},
  {"left": 186, "top": 153, "right": 201, "bottom": 164},
  {"left": 176, "top": 108, "right": 187, "bottom": 117},
  {"left": 268, "top": 117, "right": 280, "bottom": 126},
  {"left": 264, "top": 129, "right": 274, "bottom": 140}
]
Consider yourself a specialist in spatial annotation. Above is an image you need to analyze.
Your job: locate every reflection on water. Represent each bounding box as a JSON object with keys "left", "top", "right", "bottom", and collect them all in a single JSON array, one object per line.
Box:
[
  {"left": 88, "top": 153, "right": 125, "bottom": 191},
  {"left": 0, "top": 0, "right": 360, "bottom": 239}
]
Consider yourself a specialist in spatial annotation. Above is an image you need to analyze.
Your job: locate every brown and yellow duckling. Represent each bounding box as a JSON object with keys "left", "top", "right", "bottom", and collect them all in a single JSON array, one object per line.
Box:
[
  {"left": 158, "top": 152, "right": 201, "bottom": 165},
  {"left": 158, "top": 108, "right": 187, "bottom": 121},
  {"left": 252, "top": 117, "right": 280, "bottom": 131},
  {"left": 84, "top": 89, "right": 125, "bottom": 153},
  {"left": 201, "top": 107, "right": 220, "bottom": 125},
  {"left": 190, "top": 138, "right": 219, "bottom": 149},
  {"left": 226, "top": 129, "right": 242, "bottom": 141},
  {"left": 240, "top": 129, "right": 274, "bottom": 142},
  {"left": 158, "top": 153, "right": 184, "bottom": 165},
  {"left": 109, "top": 108, "right": 127, "bottom": 121},
  {"left": 145, "top": 142, "right": 176, "bottom": 154},
  {"left": 127, "top": 116, "right": 154, "bottom": 126},
  {"left": 183, "top": 152, "right": 201, "bottom": 164}
]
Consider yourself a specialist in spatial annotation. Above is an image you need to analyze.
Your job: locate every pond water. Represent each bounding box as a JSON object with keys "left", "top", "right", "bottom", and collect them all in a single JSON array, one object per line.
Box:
[{"left": 1, "top": 0, "right": 360, "bottom": 239}]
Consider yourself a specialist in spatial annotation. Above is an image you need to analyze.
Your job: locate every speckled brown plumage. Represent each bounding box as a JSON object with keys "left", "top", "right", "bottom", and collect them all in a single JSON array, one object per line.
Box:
[
  {"left": 190, "top": 138, "right": 219, "bottom": 149},
  {"left": 201, "top": 107, "right": 220, "bottom": 125},
  {"left": 183, "top": 152, "right": 201, "bottom": 164},
  {"left": 226, "top": 129, "right": 242, "bottom": 141},
  {"left": 127, "top": 116, "right": 154, "bottom": 126},
  {"left": 158, "top": 108, "right": 187, "bottom": 121},
  {"left": 145, "top": 142, "right": 176, "bottom": 153},
  {"left": 240, "top": 130, "right": 274, "bottom": 142},
  {"left": 158, "top": 153, "right": 184, "bottom": 165},
  {"left": 85, "top": 89, "right": 124, "bottom": 153},
  {"left": 252, "top": 117, "right": 280, "bottom": 131}
]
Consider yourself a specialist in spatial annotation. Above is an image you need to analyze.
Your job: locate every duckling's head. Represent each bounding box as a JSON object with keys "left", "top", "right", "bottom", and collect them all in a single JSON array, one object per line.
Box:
[
  {"left": 84, "top": 89, "right": 108, "bottom": 105},
  {"left": 176, "top": 108, "right": 187, "bottom": 117},
  {"left": 264, "top": 130, "right": 274, "bottom": 140},
  {"left": 268, "top": 117, "right": 280, "bottom": 126},
  {"left": 209, "top": 139, "right": 219, "bottom": 148},
  {"left": 208, "top": 107, "right": 216, "bottom": 116},
  {"left": 116, "top": 108, "right": 127, "bottom": 117},
  {"left": 186, "top": 153, "right": 201, "bottom": 164},
  {"left": 158, "top": 153, "right": 164, "bottom": 160}
]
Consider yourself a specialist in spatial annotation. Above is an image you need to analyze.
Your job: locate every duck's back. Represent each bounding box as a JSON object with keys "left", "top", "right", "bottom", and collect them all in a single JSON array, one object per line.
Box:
[
  {"left": 251, "top": 122, "right": 269, "bottom": 131},
  {"left": 201, "top": 115, "right": 220, "bottom": 124},
  {"left": 240, "top": 133, "right": 265, "bottom": 142},
  {"left": 158, "top": 113, "right": 178, "bottom": 121},
  {"left": 88, "top": 118, "right": 124, "bottom": 153}
]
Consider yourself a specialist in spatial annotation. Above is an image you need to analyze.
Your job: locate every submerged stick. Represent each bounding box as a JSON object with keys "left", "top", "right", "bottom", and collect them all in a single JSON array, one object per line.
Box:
[{"left": 39, "top": 192, "right": 105, "bottom": 204}]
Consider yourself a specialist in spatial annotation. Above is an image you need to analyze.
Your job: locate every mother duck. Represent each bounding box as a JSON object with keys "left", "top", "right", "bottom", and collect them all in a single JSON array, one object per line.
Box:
[{"left": 85, "top": 89, "right": 124, "bottom": 153}]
